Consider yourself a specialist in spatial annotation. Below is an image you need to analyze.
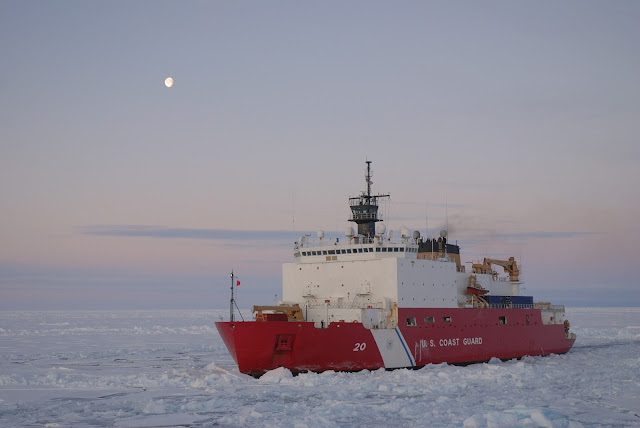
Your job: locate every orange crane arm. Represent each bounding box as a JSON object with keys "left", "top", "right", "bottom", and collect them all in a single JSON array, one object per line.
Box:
[{"left": 483, "top": 257, "right": 520, "bottom": 281}]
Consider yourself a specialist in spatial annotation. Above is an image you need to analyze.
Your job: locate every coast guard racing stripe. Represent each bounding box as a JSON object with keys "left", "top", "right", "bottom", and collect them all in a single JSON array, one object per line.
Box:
[{"left": 371, "top": 327, "right": 415, "bottom": 368}]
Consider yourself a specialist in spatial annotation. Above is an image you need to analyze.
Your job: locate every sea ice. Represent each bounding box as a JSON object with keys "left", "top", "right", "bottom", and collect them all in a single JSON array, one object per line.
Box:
[{"left": 0, "top": 308, "right": 638, "bottom": 427}]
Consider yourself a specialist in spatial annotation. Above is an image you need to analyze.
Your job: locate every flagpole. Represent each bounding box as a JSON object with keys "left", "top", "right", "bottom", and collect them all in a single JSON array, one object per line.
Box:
[{"left": 230, "top": 270, "right": 235, "bottom": 322}]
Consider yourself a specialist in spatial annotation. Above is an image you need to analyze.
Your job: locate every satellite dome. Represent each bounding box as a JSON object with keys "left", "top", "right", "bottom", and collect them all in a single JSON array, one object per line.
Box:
[
  {"left": 317, "top": 230, "right": 325, "bottom": 239},
  {"left": 376, "top": 223, "right": 386, "bottom": 235}
]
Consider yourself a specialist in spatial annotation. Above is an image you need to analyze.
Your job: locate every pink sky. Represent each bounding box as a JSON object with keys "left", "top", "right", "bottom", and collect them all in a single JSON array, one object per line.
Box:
[{"left": 1, "top": 1, "right": 639, "bottom": 309}]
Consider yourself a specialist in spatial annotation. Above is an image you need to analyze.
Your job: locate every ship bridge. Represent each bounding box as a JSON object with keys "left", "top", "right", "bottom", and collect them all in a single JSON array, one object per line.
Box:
[{"left": 294, "top": 240, "right": 419, "bottom": 263}]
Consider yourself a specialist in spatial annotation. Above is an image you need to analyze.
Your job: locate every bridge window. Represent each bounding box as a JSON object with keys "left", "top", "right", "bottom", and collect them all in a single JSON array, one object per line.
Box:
[
  {"left": 382, "top": 248, "right": 388, "bottom": 252},
  {"left": 399, "top": 247, "right": 404, "bottom": 252},
  {"left": 328, "top": 250, "right": 335, "bottom": 255},
  {"left": 358, "top": 248, "right": 363, "bottom": 253},
  {"left": 322, "top": 250, "right": 327, "bottom": 255},
  {"left": 376, "top": 247, "right": 381, "bottom": 252},
  {"left": 406, "top": 317, "right": 417, "bottom": 327},
  {"left": 394, "top": 247, "right": 399, "bottom": 252},
  {"left": 347, "top": 249, "right": 352, "bottom": 254}
]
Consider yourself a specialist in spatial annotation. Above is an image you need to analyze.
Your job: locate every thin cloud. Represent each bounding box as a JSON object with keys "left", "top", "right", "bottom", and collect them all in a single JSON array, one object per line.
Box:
[
  {"left": 77, "top": 225, "right": 595, "bottom": 243},
  {"left": 77, "top": 225, "right": 305, "bottom": 242},
  {"left": 492, "top": 231, "right": 598, "bottom": 240}
]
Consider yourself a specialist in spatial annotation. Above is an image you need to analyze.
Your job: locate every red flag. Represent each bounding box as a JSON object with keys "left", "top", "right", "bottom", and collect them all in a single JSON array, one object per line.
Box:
[{"left": 236, "top": 280, "right": 240, "bottom": 286}]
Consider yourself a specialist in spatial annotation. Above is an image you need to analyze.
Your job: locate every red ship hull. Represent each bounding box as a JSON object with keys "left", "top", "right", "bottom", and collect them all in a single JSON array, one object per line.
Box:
[{"left": 216, "top": 307, "right": 576, "bottom": 376}]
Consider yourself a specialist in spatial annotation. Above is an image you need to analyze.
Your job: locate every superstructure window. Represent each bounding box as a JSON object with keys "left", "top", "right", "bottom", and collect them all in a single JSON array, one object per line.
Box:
[
  {"left": 399, "top": 247, "right": 404, "bottom": 252},
  {"left": 499, "top": 316, "right": 507, "bottom": 325},
  {"left": 358, "top": 248, "right": 363, "bottom": 253},
  {"left": 376, "top": 248, "right": 381, "bottom": 252},
  {"left": 406, "top": 317, "right": 417, "bottom": 327},
  {"left": 442, "top": 316, "right": 452, "bottom": 322},
  {"left": 322, "top": 251, "right": 327, "bottom": 255},
  {"left": 382, "top": 248, "right": 388, "bottom": 252},
  {"left": 424, "top": 317, "right": 434, "bottom": 323},
  {"left": 347, "top": 249, "right": 352, "bottom": 254},
  {"left": 328, "top": 250, "right": 335, "bottom": 255}
]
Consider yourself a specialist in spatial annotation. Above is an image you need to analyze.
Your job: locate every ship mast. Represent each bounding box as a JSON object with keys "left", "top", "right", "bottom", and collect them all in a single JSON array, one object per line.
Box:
[
  {"left": 228, "top": 270, "right": 244, "bottom": 322},
  {"left": 349, "top": 161, "right": 390, "bottom": 239}
]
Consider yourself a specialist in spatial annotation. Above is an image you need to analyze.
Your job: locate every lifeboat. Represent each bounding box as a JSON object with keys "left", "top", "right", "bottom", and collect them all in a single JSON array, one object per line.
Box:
[{"left": 467, "top": 285, "right": 489, "bottom": 295}]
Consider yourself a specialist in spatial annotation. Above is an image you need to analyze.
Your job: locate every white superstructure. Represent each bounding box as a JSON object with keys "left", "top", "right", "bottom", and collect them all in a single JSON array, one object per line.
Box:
[{"left": 283, "top": 232, "right": 519, "bottom": 328}]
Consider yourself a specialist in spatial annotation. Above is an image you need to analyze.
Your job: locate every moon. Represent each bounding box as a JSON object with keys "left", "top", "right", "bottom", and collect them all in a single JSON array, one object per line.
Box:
[{"left": 164, "top": 77, "right": 174, "bottom": 88}]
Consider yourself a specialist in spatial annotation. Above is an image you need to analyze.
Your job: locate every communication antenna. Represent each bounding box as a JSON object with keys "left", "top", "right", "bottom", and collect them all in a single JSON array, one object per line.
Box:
[
  {"left": 445, "top": 198, "right": 449, "bottom": 257},
  {"left": 445, "top": 197, "right": 449, "bottom": 236},
  {"left": 425, "top": 200, "right": 429, "bottom": 239},
  {"left": 291, "top": 191, "right": 295, "bottom": 233}
]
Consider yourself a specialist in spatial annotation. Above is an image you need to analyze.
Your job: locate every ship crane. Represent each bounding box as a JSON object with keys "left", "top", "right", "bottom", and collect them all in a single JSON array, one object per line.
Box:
[{"left": 479, "top": 257, "right": 520, "bottom": 282}]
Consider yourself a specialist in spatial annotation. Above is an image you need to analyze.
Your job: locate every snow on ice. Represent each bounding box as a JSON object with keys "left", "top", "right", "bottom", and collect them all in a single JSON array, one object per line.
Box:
[{"left": 0, "top": 308, "right": 639, "bottom": 427}]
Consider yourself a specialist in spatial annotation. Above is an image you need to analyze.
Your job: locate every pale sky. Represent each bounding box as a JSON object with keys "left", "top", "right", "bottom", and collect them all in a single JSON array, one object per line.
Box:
[{"left": 1, "top": 1, "right": 639, "bottom": 309}]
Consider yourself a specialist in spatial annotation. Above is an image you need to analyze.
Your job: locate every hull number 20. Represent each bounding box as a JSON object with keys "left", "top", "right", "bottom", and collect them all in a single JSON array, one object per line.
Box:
[{"left": 353, "top": 342, "right": 367, "bottom": 351}]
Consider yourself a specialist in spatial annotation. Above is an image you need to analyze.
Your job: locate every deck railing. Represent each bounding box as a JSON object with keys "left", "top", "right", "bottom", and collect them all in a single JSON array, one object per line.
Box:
[
  {"left": 304, "top": 301, "right": 384, "bottom": 310},
  {"left": 486, "top": 303, "right": 533, "bottom": 309},
  {"left": 460, "top": 303, "right": 565, "bottom": 310}
]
